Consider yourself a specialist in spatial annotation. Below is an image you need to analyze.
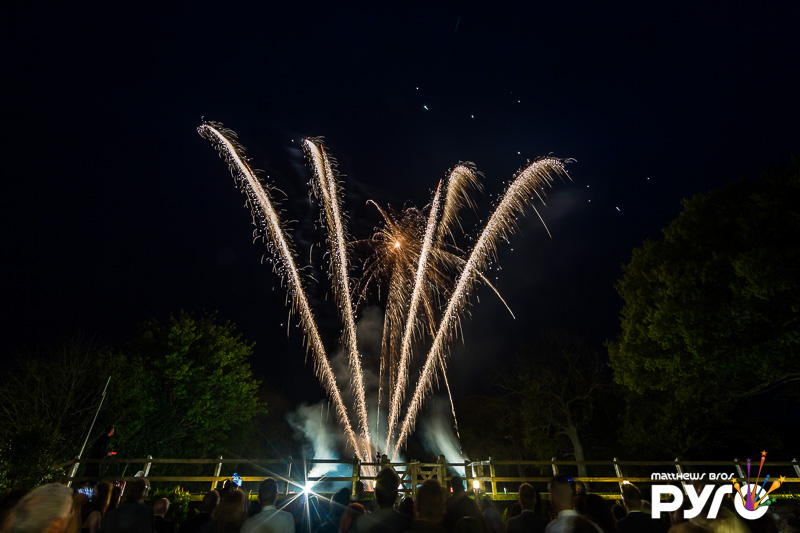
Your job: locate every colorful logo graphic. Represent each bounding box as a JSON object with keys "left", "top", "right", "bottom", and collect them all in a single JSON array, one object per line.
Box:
[
  {"left": 651, "top": 451, "right": 785, "bottom": 521},
  {"left": 733, "top": 451, "right": 785, "bottom": 512}
]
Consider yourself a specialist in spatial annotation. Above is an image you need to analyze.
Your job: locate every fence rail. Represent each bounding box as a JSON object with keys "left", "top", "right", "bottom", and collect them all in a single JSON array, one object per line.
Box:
[{"left": 57, "top": 455, "right": 800, "bottom": 500}]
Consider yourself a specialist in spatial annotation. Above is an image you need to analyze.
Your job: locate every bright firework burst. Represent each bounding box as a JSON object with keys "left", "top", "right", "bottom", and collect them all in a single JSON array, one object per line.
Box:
[{"left": 198, "top": 120, "right": 571, "bottom": 461}]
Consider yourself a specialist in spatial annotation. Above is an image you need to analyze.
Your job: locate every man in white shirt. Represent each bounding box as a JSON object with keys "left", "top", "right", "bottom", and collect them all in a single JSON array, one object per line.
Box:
[
  {"left": 544, "top": 475, "right": 601, "bottom": 533},
  {"left": 242, "top": 478, "right": 295, "bottom": 533}
]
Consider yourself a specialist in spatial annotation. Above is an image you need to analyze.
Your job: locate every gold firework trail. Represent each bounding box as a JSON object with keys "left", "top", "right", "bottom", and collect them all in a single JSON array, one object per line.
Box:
[
  {"left": 304, "top": 140, "right": 372, "bottom": 455},
  {"left": 391, "top": 157, "right": 570, "bottom": 458},
  {"left": 201, "top": 120, "right": 569, "bottom": 460},
  {"left": 198, "top": 122, "right": 363, "bottom": 459},
  {"left": 385, "top": 180, "right": 443, "bottom": 453},
  {"left": 436, "top": 164, "right": 482, "bottom": 244}
]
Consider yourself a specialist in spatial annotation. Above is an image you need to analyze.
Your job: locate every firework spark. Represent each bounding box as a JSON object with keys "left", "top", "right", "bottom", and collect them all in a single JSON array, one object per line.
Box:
[
  {"left": 198, "top": 122, "right": 363, "bottom": 459},
  {"left": 304, "top": 140, "right": 372, "bottom": 455},
  {"left": 200, "top": 121, "right": 570, "bottom": 459},
  {"left": 390, "top": 157, "right": 570, "bottom": 458},
  {"left": 385, "top": 180, "right": 443, "bottom": 453}
]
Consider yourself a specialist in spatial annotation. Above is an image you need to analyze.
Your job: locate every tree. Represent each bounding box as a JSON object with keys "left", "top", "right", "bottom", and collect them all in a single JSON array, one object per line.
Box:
[
  {"left": 118, "top": 311, "right": 264, "bottom": 458},
  {"left": 458, "top": 394, "right": 528, "bottom": 462},
  {"left": 0, "top": 337, "right": 138, "bottom": 490},
  {"left": 608, "top": 159, "right": 800, "bottom": 455},
  {"left": 501, "top": 332, "right": 614, "bottom": 478},
  {"left": 0, "top": 313, "right": 265, "bottom": 490}
]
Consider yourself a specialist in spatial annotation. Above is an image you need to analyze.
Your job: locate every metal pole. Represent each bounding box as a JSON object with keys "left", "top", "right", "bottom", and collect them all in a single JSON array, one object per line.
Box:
[{"left": 68, "top": 376, "right": 111, "bottom": 487}]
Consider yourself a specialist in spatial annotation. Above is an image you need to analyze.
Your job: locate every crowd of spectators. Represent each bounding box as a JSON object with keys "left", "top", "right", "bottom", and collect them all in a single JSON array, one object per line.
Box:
[{"left": 0, "top": 470, "right": 797, "bottom": 533}]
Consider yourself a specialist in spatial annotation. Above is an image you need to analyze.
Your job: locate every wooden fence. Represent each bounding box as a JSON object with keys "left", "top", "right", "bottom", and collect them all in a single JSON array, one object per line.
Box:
[{"left": 55, "top": 455, "right": 800, "bottom": 501}]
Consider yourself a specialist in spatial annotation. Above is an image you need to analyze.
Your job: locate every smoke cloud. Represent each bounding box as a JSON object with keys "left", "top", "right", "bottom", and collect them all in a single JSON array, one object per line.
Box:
[{"left": 417, "top": 399, "right": 467, "bottom": 475}]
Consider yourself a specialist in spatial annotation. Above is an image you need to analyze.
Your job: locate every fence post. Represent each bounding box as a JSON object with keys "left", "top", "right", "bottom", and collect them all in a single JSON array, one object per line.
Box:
[
  {"left": 551, "top": 457, "right": 559, "bottom": 476},
  {"left": 438, "top": 455, "right": 446, "bottom": 488},
  {"left": 674, "top": 458, "right": 687, "bottom": 490},
  {"left": 211, "top": 455, "right": 223, "bottom": 490},
  {"left": 792, "top": 458, "right": 800, "bottom": 479},
  {"left": 66, "top": 457, "right": 80, "bottom": 488},
  {"left": 284, "top": 457, "right": 293, "bottom": 496},
  {"left": 489, "top": 457, "right": 498, "bottom": 497},
  {"left": 143, "top": 455, "right": 153, "bottom": 477},
  {"left": 409, "top": 462, "right": 417, "bottom": 498},
  {"left": 352, "top": 458, "right": 361, "bottom": 497},
  {"left": 732, "top": 458, "right": 745, "bottom": 481},
  {"left": 464, "top": 461, "right": 473, "bottom": 498},
  {"left": 613, "top": 457, "right": 624, "bottom": 494}
]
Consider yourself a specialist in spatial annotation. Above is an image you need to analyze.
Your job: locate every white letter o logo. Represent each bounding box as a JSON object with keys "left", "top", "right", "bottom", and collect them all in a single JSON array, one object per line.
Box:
[{"left": 733, "top": 484, "right": 769, "bottom": 520}]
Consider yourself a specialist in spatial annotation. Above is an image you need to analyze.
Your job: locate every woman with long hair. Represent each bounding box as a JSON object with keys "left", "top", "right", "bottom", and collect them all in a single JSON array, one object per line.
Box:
[{"left": 208, "top": 489, "right": 248, "bottom": 533}]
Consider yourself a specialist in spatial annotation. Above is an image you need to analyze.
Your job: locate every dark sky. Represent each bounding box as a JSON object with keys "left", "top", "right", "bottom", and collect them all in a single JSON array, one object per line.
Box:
[{"left": 3, "top": 4, "right": 799, "bottom": 408}]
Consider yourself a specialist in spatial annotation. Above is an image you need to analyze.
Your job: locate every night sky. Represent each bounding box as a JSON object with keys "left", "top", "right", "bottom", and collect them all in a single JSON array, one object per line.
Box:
[{"left": 3, "top": 4, "right": 799, "bottom": 408}]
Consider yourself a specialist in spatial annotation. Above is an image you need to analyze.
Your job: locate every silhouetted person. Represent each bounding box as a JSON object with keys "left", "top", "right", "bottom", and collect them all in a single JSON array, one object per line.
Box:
[
  {"left": 611, "top": 505, "right": 627, "bottom": 525},
  {"left": 574, "top": 494, "right": 617, "bottom": 533},
  {"left": 353, "top": 481, "right": 377, "bottom": 514},
  {"left": 315, "top": 488, "right": 350, "bottom": 533},
  {"left": 353, "top": 467, "right": 410, "bottom": 533},
  {"left": 247, "top": 501, "right": 262, "bottom": 520},
  {"left": 545, "top": 475, "right": 600, "bottom": 533},
  {"left": 0, "top": 489, "right": 28, "bottom": 533},
  {"left": 209, "top": 489, "right": 248, "bottom": 533},
  {"left": 456, "top": 517, "right": 485, "bottom": 533},
  {"left": 479, "top": 497, "right": 503, "bottom": 533},
  {"left": 444, "top": 476, "right": 482, "bottom": 533},
  {"left": 86, "top": 426, "right": 115, "bottom": 478},
  {"left": 178, "top": 490, "right": 218, "bottom": 533},
  {"left": 507, "top": 483, "right": 547, "bottom": 533},
  {"left": 617, "top": 485, "right": 666, "bottom": 533},
  {"left": 108, "top": 484, "right": 124, "bottom": 513},
  {"left": 339, "top": 503, "right": 365, "bottom": 533},
  {"left": 81, "top": 482, "right": 112, "bottom": 533},
  {"left": 406, "top": 479, "right": 446, "bottom": 533},
  {"left": 153, "top": 498, "right": 176, "bottom": 533},
  {"left": 398, "top": 497, "right": 415, "bottom": 523},
  {"left": 99, "top": 478, "right": 153, "bottom": 533},
  {"left": 241, "top": 479, "right": 294, "bottom": 533},
  {"left": 8, "top": 484, "right": 73, "bottom": 533}
]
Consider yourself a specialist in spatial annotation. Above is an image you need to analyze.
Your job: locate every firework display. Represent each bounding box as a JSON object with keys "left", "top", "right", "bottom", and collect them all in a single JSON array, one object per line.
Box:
[{"left": 199, "top": 121, "right": 570, "bottom": 460}]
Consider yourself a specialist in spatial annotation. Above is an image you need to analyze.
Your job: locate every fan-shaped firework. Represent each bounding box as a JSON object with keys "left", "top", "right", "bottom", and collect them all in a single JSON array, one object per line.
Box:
[{"left": 199, "top": 120, "right": 571, "bottom": 460}]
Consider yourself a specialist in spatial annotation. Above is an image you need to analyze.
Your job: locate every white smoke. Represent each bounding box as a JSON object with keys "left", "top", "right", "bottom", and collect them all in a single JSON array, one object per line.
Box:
[
  {"left": 285, "top": 401, "right": 349, "bottom": 479},
  {"left": 417, "top": 399, "right": 467, "bottom": 475}
]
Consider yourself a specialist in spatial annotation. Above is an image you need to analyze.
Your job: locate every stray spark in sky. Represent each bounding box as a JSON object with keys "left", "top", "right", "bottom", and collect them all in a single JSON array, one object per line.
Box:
[{"left": 199, "top": 120, "right": 571, "bottom": 459}]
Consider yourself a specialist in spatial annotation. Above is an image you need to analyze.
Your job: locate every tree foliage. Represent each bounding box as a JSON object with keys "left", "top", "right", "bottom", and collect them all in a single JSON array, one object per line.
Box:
[
  {"left": 119, "top": 311, "right": 264, "bottom": 458},
  {"left": 0, "top": 338, "right": 128, "bottom": 490},
  {"left": 460, "top": 332, "right": 617, "bottom": 476},
  {"left": 0, "top": 312, "right": 264, "bottom": 490},
  {"left": 608, "top": 159, "right": 800, "bottom": 455},
  {"left": 508, "top": 333, "right": 615, "bottom": 477}
]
